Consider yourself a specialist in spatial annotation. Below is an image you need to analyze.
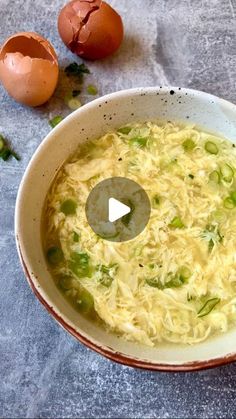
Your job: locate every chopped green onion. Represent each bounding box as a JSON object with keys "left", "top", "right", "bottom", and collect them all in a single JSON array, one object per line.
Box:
[
  {"left": 220, "top": 163, "right": 234, "bottom": 182},
  {"left": 202, "top": 224, "right": 223, "bottom": 252},
  {"left": 72, "top": 89, "right": 81, "bottom": 97},
  {"left": 146, "top": 276, "right": 164, "bottom": 289},
  {"left": 118, "top": 126, "right": 132, "bottom": 135},
  {"left": 152, "top": 195, "right": 160, "bottom": 208},
  {"left": 129, "top": 137, "right": 148, "bottom": 148},
  {"left": 230, "top": 191, "right": 236, "bottom": 204},
  {"left": 0, "top": 134, "right": 20, "bottom": 161},
  {"left": 188, "top": 174, "right": 194, "bottom": 179},
  {"left": 169, "top": 216, "right": 185, "bottom": 229},
  {"left": 182, "top": 139, "right": 196, "bottom": 151},
  {"left": 68, "top": 98, "right": 82, "bottom": 110},
  {"left": 223, "top": 197, "right": 235, "bottom": 209},
  {"left": 98, "top": 263, "right": 118, "bottom": 287},
  {"left": 0, "top": 135, "right": 4, "bottom": 151},
  {"left": 76, "top": 289, "right": 94, "bottom": 314},
  {"left": 178, "top": 266, "right": 191, "bottom": 281},
  {"left": 46, "top": 247, "right": 64, "bottom": 265},
  {"left": 209, "top": 170, "right": 220, "bottom": 183},
  {"left": 65, "top": 62, "right": 90, "bottom": 78},
  {"left": 205, "top": 141, "right": 219, "bottom": 155},
  {"left": 58, "top": 275, "right": 72, "bottom": 290},
  {"left": 87, "top": 85, "right": 98, "bottom": 95},
  {"left": 69, "top": 252, "right": 91, "bottom": 278},
  {"left": 60, "top": 199, "right": 77, "bottom": 215},
  {"left": 49, "top": 116, "right": 63, "bottom": 128},
  {"left": 73, "top": 231, "right": 80, "bottom": 242},
  {"left": 197, "top": 298, "right": 220, "bottom": 317},
  {"left": 165, "top": 274, "right": 185, "bottom": 288}
]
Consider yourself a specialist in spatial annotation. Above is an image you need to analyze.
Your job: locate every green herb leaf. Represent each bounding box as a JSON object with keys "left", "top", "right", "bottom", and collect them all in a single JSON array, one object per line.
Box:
[
  {"left": 49, "top": 116, "right": 63, "bottom": 128},
  {"left": 197, "top": 298, "right": 220, "bottom": 317},
  {"left": 87, "top": 84, "right": 98, "bottom": 95},
  {"left": 60, "top": 199, "right": 77, "bottom": 215}
]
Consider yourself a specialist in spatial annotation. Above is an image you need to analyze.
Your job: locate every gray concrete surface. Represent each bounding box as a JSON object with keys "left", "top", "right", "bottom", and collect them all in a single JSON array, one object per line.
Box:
[{"left": 1, "top": 0, "right": 236, "bottom": 417}]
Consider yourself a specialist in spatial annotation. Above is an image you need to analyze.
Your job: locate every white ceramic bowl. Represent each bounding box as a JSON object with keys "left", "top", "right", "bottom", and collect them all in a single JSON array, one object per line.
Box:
[{"left": 15, "top": 87, "right": 236, "bottom": 371}]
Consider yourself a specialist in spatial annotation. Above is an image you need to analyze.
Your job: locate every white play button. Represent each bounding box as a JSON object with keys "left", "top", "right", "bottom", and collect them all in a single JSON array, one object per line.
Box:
[{"left": 108, "top": 197, "right": 131, "bottom": 223}]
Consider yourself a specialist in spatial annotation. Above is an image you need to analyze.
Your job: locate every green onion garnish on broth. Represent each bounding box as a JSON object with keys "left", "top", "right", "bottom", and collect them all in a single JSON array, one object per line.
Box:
[
  {"left": 197, "top": 298, "right": 220, "bottom": 317},
  {"left": 60, "top": 199, "right": 77, "bottom": 215},
  {"left": 58, "top": 275, "right": 72, "bottom": 291},
  {"left": 223, "top": 197, "right": 235, "bottom": 209},
  {"left": 97, "top": 263, "right": 118, "bottom": 287},
  {"left": 230, "top": 191, "right": 236, "bottom": 204},
  {"left": 205, "top": 141, "right": 219, "bottom": 155},
  {"left": 49, "top": 116, "right": 63, "bottom": 128},
  {"left": 76, "top": 289, "right": 94, "bottom": 314},
  {"left": 87, "top": 85, "right": 98, "bottom": 95},
  {"left": 73, "top": 231, "right": 80, "bottom": 242},
  {"left": 146, "top": 276, "right": 164, "bottom": 289},
  {"left": 182, "top": 138, "right": 196, "bottom": 151},
  {"left": 169, "top": 216, "right": 185, "bottom": 229},
  {"left": 209, "top": 170, "right": 220, "bottom": 183},
  {"left": 220, "top": 163, "right": 234, "bottom": 182},
  {"left": 129, "top": 137, "right": 148, "bottom": 148},
  {"left": 152, "top": 195, "right": 160, "bottom": 208},
  {"left": 118, "top": 126, "right": 132, "bottom": 135},
  {"left": 69, "top": 251, "right": 91, "bottom": 278},
  {"left": 46, "top": 246, "right": 64, "bottom": 265}
]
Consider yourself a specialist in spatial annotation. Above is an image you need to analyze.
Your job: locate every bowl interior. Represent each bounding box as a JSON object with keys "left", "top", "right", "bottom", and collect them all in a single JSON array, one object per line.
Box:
[{"left": 15, "top": 87, "right": 236, "bottom": 369}]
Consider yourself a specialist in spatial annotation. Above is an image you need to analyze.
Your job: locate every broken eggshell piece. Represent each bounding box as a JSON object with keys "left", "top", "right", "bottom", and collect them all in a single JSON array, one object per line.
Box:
[
  {"left": 0, "top": 32, "right": 59, "bottom": 107},
  {"left": 58, "top": 0, "right": 124, "bottom": 60}
]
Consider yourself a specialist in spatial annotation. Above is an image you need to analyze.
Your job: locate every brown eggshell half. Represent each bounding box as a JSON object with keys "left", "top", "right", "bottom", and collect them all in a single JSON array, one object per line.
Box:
[
  {"left": 0, "top": 32, "right": 59, "bottom": 107},
  {"left": 58, "top": 0, "right": 124, "bottom": 60}
]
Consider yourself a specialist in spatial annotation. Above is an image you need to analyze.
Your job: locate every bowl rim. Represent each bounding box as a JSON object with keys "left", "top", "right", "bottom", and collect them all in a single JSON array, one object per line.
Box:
[{"left": 15, "top": 85, "right": 236, "bottom": 372}]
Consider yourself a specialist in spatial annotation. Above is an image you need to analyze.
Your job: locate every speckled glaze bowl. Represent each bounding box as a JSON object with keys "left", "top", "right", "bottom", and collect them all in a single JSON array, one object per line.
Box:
[{"left": 15, "top": 87, "right": 236, "bottom": 371}]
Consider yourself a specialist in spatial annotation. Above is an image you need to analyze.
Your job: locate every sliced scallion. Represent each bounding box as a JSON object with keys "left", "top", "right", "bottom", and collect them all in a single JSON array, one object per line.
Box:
[
  {"left": 118, "top": 126, "right": 132, "bottom": 135},
  {"left": 205, "top": 141, "right": 219, "bottom": 155},
  {"left": 197, "top": 298, "right": 220, "bottom": 317},
  {"left": 223, "top": 197, "right": 235, "bottom": 209},
  {"left": 209, "top": 170, "right": 220, "bottom": 184},
  {"left": 182, "top": 139, "right": 196, "bottom": 151},
  {"left": 220, "top": 163, "right": 234, "bottom": 182},
  {"left": 169, "top": 216, "right": 185, "bottom": 229},
  {"left": 152, "top": 195, "right": 160, "bottom": 208},
  {"left": 230, "top": 191, "right": 236, "bottom": 204},
  {"left": 46, "top": 247, "right": 64, "bottom": 265},
  {"left": 49, "top": 116, "right": 63, "bottom": 128},
  {"left": 129, "top": 137, "right": 148, "bottom": 148},
  {"left": 87, "top": 85, "right": 98, "bottom": 95},
  {"left": 60, "top": 199, "right": 77, "bottom": 215}
]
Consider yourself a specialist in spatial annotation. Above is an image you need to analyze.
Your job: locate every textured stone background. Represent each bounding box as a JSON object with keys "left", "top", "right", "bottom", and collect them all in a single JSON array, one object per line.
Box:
[{"left": 1, "top": 0, "right": 236, "bottom": 417}]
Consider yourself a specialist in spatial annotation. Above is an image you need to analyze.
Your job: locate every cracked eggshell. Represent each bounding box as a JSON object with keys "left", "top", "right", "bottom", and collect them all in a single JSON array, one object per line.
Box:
[
  {"left": 0, "top": 32, "right": 59, "bottom": 107},
  {"left": 58, "top": 0, "right": 124, "bottom": 60}
]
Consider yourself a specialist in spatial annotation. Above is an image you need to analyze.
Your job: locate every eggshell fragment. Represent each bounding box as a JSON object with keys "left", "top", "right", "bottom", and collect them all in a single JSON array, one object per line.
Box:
[
  {"left": 58, "top": 0, "right": 124, "bottom": 60},
  {"left": 0, "top": 32, "right": 59, "bottom": 107}
]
